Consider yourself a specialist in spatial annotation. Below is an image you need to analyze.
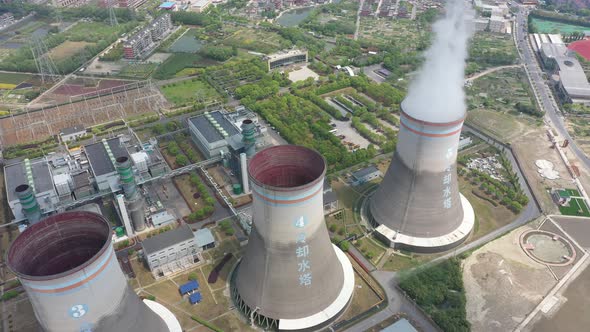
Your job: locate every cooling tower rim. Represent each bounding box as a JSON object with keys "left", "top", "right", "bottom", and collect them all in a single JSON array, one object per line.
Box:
[
  {"left": 400, "top": 103, "right": 466, "bottom": 126},
  {"left": 248, "top": 145, "right": 326, "bottom": 192},
  {"left": 15, "top": 184, "right": 31, "bottom": 193},
  {"left": 116, "top": 156, "right": 130, "bottom": 164},
  {"left": 7, "top": 211, "right": 112, "bottom": 281}
]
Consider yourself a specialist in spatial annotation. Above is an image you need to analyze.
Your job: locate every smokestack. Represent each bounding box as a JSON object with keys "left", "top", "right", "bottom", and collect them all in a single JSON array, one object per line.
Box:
[
  {"left": 116, "top": 156, "right": 146, "bottom": 232},
  {"left": 241, "top": 119, "right": 256, "bottom": 157},
  {"left": 232, "top": 145, "right": 354, "bottom": 331},
  {"left": 369, "top": 0, "right": 475, "bottom": 253},
  {"left": 6, "top": 211, "right": 176, "bottom": 332},
  {"left": 15, "top": 184, "right": 42, "bottom": 223}
]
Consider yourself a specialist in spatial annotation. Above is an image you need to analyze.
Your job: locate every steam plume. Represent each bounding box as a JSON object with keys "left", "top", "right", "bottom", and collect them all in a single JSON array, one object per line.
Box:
[{"left": 402, "top": 0, "right": 474, "bottom": 122}]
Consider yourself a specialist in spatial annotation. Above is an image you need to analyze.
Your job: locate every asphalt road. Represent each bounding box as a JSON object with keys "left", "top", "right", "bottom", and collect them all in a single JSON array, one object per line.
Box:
[{"left": 513, "top": 6, "right": 590, "bottom": 171}]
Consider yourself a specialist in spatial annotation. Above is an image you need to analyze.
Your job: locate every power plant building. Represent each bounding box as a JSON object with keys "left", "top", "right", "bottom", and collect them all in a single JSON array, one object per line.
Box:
[
  {"left": 232, "top": 145, "right": 354, "bottom": 330},
  {"left": 4, "top": 158, "right": 58, "bottom": 221},
  {"left": 85, "top": 137, "right": 130, "bottom": 191},
  {"left": 188, "top": 110, "right": 242, "bottom": 159},
  {"left": 142, "top": 224, "right": 200, "bottom": 278},
  {"left": 7, "top": 211, "right": 181, "bottom": 332}
]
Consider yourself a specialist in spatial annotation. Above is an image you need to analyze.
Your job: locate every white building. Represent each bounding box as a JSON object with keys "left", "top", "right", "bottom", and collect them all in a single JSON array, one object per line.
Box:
[
  {"left": 59, "top": 125, "right": 86, "bottom": 143},
  {"left": 190, "top": 0, "right": 212, "bottom": 12},
  {"left": 142, "top": 224, "right": 200, "bottom": 278},
  {"left": 540, "top": 43, "right": 590, "bottom": 105}
]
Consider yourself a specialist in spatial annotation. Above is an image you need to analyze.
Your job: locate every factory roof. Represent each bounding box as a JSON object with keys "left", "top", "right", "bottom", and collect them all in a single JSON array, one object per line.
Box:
[
  {"left": 188, "top": 111, "right": 240, "bottom": 144},
  {"left": 60, "top": 125, "right": 86, "bottom": 136},
  {"left": 72, "top": 171, "right": 91, "bottom": 189},
  {"left": 380, "top": 318, "right": 418, "bottom": 332},
  {"left": 351, "top": 166, "right": 381, "bottom": 181},
  {"left": 4, "top": 158, "right": 53, "bottom": 202},
  {"left": 142, "top": 224, "right": 194, "bottom": 255},
  {"left": 194, "top": 228, "right": 215, "bottom": 248},
  {"left": 541, "top": 43, "right": 590, "bottom": 99},
  {"left": 84, "top": 138, "right": 129, "bottom": 177},
  {"left": 266, "top": 49, "right": 307, "bottom": 61}
]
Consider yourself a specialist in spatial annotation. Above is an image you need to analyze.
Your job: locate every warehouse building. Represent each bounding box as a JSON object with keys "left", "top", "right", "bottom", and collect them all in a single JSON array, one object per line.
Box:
[
  {"left": 59, "top": 125, "right": 86, "bottom": 143},
  {"left": 142, "top": 224, "right": 200, "bottom": 278},
  {"left": 540, "top": 43, "right": 590, "bottom": 105},
  {"left": 351, "top": 166, "right": 382, "bottom": 186}
]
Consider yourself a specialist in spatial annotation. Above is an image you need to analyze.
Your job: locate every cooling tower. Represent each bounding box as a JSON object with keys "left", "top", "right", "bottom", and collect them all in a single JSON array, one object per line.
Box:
[
  {"left": 6, "top": 211, "right": 178, "bottom": 332},
  {"left": 116, "top": 156, "right": 146, "bottom": 232},
  {"left": 369, "top": 103, "right": 475, "bottom": 253},
  {"left": 15, "top": 184, "right": 42, "bottom": 223},
  {"left": 232, "top": 145, "right": 354, "bottom": 331}
]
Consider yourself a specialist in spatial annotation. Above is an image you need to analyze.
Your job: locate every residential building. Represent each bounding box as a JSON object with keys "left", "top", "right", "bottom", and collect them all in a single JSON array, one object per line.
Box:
[
  {"left": 51, "top": 0, "right": 91, "bottom": 7},
  {"left": 118, "top": 0, "right": 148, "bottom": 8},
  {"left": 0, "top": 12, "right": 14, "bottom": 28},
  {"left": 123, "top": 14, "right": 173, "bottom": 59},
  {"left": 142, "top": 224, "right": 200, "bottom": 278}
]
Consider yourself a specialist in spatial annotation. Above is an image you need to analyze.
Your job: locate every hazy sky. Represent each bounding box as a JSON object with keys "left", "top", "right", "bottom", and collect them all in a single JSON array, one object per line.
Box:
[{"left": 402, "top": 0, "right": 474, "bottom": 123}]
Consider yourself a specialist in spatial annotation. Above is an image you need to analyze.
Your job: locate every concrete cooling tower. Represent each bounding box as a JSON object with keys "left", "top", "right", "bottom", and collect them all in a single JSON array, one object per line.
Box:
[
  {"left": 232, "top": 145, "right": 354, "bottom": 331},
  {"left": 369, "top": 103, "right": 475, "bottom": 253},
  {"left": 7, "top": 211, "right": 181, "bottom": 332}
]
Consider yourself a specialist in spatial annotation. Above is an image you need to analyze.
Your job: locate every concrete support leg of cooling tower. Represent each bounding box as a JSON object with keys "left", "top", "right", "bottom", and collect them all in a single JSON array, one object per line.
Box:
[
  {"left": 375, "top": 194, "right": 475, "bottom": 253},
  {"left": 278, "top": 244, "right": 354, "bottom": 331}
]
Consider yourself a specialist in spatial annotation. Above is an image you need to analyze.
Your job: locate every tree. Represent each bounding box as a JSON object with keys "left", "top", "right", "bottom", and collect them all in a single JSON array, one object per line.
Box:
[
  {"left": 168, "top": 142, "right": 180, "bottom": 155},
  {"left": 339, "top": 240, "right": 350, "bottom": 252},
  {"left": 176, "top": 154, "right": 189, "bottom": 167},
  {"left": 152, "top": 123, "right": 165, "bottom": 135},
  {"left": 188, "top": 272, "right": 198, "bottom": 281}
]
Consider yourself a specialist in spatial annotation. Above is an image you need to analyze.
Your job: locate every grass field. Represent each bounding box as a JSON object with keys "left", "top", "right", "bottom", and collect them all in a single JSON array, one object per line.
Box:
[
  {"left": 467, "top": 109, "right": 538, "bottom": 143},
  {"left": 0, "top": 72, "right": 33, "bottom": 85},
  {"left": 160, "top": 78, "right": 220, "bottom": 106},
  {"left": 354, "top": 236, "right": 387, "bottom": 265},
  {"left": 118, "top": 63, "right": 157, "bottom": 79},
  {"left": 222, "top": 28, "right": 288, "bottom": 54},
  {"left": 559, "top": 197, "right": 590, "bottom": 217},
  {"left": 532, "top": 18, "right": 589, "bottom": 34},
  {"left": 64, "top": 22, "right": 126, "bottom": 43},
  {"left": 48, "top": 41, "right": 94, "bottom": 61}
]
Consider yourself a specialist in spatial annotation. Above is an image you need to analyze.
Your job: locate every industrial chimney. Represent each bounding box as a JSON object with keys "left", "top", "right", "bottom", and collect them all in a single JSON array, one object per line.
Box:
[
  {"left": 7, "top": 211, "right": 180, "bottom": 332},
  {"left": 232, "top": 145, "right": 354, "bottom": 331},
  {"left": 116, "top": 156, "right": 146, "bottom": 232},
  {"left": 15, "top": 184, "right": 42, "bottom": 223},
  {"left": 241, "top": 119, "right": 256, "bottom": 157}
]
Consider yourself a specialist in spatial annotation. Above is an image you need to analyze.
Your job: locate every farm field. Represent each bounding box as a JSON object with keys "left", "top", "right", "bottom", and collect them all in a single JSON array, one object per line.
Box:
[
  {"left": 531, "top": 18, "right": 589, "bottom": 34},
  {"left": 160, "top": 78, "right": 221, "bottom": 107},
  {"left": 0, "top": 72, "right": 33, "bottom": 85},
  {"left": 467, "top": 32, "right": 518, "bottom": 74},
  {"left": 118, "top": 63, "right": 158, "bottom": 79}
]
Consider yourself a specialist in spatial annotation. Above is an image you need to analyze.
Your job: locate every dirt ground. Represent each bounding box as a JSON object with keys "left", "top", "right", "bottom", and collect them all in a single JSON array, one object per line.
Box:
[
  {"left": 463, "top": 225, "right": 557, "bottom": 332},
  {"left": 512, "top": 129, "right": 574, "bottom": 213}
]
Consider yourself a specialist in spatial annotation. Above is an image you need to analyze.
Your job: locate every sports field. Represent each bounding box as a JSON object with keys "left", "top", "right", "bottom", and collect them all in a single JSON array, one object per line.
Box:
[
  {"left": 559, "top": 197, "right": 590, "bottom": 217},
  {"left": 531, "top": 18, "right": 588, "bottom": 34}
]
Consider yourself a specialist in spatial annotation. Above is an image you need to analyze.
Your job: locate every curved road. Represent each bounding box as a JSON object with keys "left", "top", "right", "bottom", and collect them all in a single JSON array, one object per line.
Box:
[{"left": 513, "top": 6, "right": 590, "bottom": 171}]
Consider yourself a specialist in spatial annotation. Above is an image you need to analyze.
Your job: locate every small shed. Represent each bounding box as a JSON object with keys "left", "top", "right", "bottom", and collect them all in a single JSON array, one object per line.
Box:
[
  {"left": 179, "top": 280, "right": 199, "bottom": 295},
  {"left": 195, "top": 228, "right": 216, "bottom": 250},
  {"left": 189, "top": 292, "right": 202, "bottom": 305}
]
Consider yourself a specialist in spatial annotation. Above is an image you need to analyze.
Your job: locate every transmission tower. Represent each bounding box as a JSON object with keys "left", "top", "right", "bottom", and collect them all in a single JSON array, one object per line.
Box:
[
  {"left": 30, "top": 36, "right": 59, "bottom": 84},
  {"left": 108, "top": 0, "right": 118, "bottom": 26}
]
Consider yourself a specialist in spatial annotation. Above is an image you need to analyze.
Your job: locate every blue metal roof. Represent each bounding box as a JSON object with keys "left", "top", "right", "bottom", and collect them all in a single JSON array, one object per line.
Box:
[
  {"left": 179, "top": 280, "right": 199, "bottom": 295},
  {"left": 159, "top": 2, "right": 176, "bottom": 8},
  {"left": 189, "top": 292, "right": 202, "bottom": 304}
]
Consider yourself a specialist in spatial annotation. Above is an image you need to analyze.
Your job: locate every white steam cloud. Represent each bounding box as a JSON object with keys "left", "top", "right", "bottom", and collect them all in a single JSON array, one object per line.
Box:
[{"left": 402, "top": 0, "right": 474, "bottom": 123}]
